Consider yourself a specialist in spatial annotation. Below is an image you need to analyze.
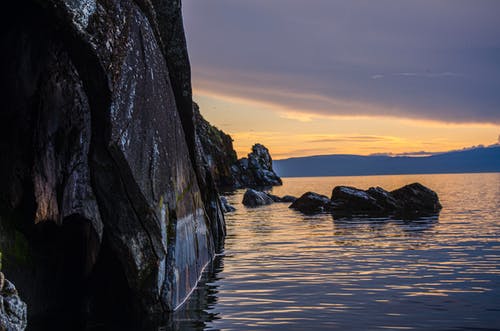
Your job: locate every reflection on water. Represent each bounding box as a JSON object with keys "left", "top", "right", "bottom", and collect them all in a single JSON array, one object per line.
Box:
[{"left": 172, "top": 173, "right": 500, "bottom": 330}]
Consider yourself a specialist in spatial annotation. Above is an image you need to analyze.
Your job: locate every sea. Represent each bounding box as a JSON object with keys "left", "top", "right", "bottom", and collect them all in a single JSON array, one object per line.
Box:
[{"left": 169, "top": 173, "right": 500, "bottom": 331}]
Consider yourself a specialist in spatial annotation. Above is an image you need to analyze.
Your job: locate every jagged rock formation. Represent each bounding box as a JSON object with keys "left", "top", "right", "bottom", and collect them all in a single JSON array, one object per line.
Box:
[
  {"left": 0, "top": 0, "right": 224, "bottom": 327},
  {"left": 0, "top": 272, "right": 27, "bottom": 331},
  {"left": 232, "top": 144, "right": 283, "bottom": 188},
  {"left": 290, "top": 183, "right": 442, "bottom": 217},
  {"left": 193, "top": 106, "right": 282, "bottom": 189},
  {"left": 193, "top": 102, "right": 238, "bottom": 188}
]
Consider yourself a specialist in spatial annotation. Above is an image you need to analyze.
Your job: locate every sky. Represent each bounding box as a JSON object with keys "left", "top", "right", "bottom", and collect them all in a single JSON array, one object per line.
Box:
[{"left": 182, "top": 1, "right": 500, "bottom": 159}]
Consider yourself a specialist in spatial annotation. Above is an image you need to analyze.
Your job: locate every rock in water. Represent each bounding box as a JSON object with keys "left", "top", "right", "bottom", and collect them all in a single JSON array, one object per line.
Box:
[
  {"left": 289, "top": 192, "right": 332, "bottom": 214},
  {"left": 220, "top": 196, "right": 236, "bottom": 213},
  {"left": 0, "top": 273, "right": 27, "bottom": 331},
  {"left": 281, "top": 195, "right": 298, "bottom": 203},
  {"left": 331, "top": 186, "right": 385, "bottom": 215},
  {"left": 365, "top": 187, "right": 402, "bottom": 212},
  {"left": 232, "top": 144, "right": 282, "bottom": 188},
  {"left": 292, "top": 183, "right": 441, "bottom": 217},
  {"left": 391, "top": 183, "right": 442, "bottom": 215},
  {"left": 0, "top": 0, "right": 225, "bottom": 325},
  {"left": 242, "top": 189, "right": 274, "bottom": 207}
]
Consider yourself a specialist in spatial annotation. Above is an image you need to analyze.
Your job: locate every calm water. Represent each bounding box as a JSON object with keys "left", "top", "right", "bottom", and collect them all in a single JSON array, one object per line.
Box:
[{"left": 172, "top": 173, "right": 500, "bottom": 330}]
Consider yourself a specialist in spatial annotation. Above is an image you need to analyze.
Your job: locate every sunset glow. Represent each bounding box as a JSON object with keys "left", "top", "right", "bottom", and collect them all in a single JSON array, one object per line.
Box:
[{"left": 183, "top": 1, "right": 500, "bottom": 159}]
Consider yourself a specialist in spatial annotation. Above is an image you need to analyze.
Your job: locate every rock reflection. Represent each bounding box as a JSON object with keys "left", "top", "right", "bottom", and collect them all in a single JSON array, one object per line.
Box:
[{"left": 161, "top": 256, "right": 223, "bottom": 331}]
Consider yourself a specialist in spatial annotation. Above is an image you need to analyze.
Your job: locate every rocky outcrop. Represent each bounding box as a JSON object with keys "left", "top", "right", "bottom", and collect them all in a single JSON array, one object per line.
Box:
[
  {"left": 266, "top": 193, "right": 297, "bottom": 203},
  {"left": 232, "top": 144, "right": 282, "bottom": 188},
  {"left": 192, "top": 107, "right": 282, "bottom": 190},
  {"left": 193, "top": 103, "right": 281, "bottom": 190},
  {"left": 0, "top": 273, "right": 27, "bottom": 331},
  {"left": 290, "top": 192, "right": 333, "bottom": 214},
  {"left": 193, "top": 102, "right": 238, "bottom": 188},
  {"left": 331, "top": 186, "right": 385, "bottom": 215},
  {"left": 291, "top": 183, "right": 441, "bottom": 217},
  {"left": 390, "top": 183, "right": 442, "bottom": 215},
  {"left": 242, "top": 189, "right": 274, "bottom": 207},
  {"left": 0, "top": 0, "right": 224, "bottom": 327},
  {"left": 219, "top": 196, "right": 236, "bottom": 213}
]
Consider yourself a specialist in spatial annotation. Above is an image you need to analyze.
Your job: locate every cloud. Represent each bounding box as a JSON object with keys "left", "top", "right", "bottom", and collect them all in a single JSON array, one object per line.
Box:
[
  {"left": 183, "top": 0, "right": 500, "bottom": 125},
  {"left": 308, "top": 135, "right": 390, "bottom": 143}
]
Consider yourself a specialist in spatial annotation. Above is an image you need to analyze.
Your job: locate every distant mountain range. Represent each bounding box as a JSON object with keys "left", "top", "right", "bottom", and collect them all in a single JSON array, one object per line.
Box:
[{"left": 273, "top": 146, "right": 500, "bottom": 177}]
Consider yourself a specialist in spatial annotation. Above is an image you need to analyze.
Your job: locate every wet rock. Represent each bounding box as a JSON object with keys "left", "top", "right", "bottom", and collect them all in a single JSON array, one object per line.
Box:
[
  {"left": 220, "top": 196, "right": 236, "bottom": 213},
  {"left": 0, "top": 273, "right": 27, "bottom": 331},
  {"left": 281, "top": 195, "right": 298, "bottom": 203},
  {"left": 289, "top": 192, "right": 332, "bottom": 214},
  {"left": 232, "top": 144, "right": 282, "bottom": 188},
  {"left": 331, "top": 186, "right": 385, "bottom": 215},
  {"left": 292, "top": 183, "right": 441, "bottom": 217},
  {"left": 242, "top": 189, "right": 274, "bottom": 207},
  {"left": 266, "top": 193, "right": 297, "bottom": 203},
  {"left": 366, "top": 187, "right": 401, "bottom": 212},
  {"left": 391, "top": 183, "right": 442, "bottom": 215},
  {"left": 265, "top": 193, "right": 283, "bottom": 202}
]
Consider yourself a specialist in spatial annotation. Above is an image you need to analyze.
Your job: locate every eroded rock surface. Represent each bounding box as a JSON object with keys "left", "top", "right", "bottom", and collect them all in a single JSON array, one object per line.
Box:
[
  {"left": 232, "top": 144, "right": 282, "bottom": 188},
  {"left": 0, "top": 273, "right": 27, "bottom": 331},
  {"left": 0, "top": 0, "right": 225, "bottom": 327}
]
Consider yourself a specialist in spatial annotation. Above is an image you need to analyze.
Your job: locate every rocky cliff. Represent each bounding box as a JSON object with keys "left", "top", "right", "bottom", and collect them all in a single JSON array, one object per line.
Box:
[
  {"left": 193, "top": 102, "right": 238, "bottom": 188},
  {"left": 193, "top": 105, "right": 282, "bottom": 190},
  {"left": 0, "top": 0, "right": 224, "bottom": 327}
]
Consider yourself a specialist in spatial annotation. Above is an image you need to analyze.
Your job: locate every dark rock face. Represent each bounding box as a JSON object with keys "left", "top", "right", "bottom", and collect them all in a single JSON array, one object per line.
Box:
[
  {"left": 0, "top": 0, "right": 224, "bottom": 326},
  {"left": 193, "top": 102, "right": 238, "bottom": 188},
  {"left": 290, "top": 192, "right": 333, "bottom": 214},
  {"left": 192, "top": 104, "right": 281, "bottom": 190},
  {"left": 331, "top": 186, "right": 384, "bottom": 215},
  {"left": 266, "top": 193, "right": 297, "bottom": 203},
  {"left": 232, "top": 144, "right": 283, "bottom": 188},
  {"left": 292, "top": 183, "right": 441, "bottom": 217},
  {"left": 220, "top": 196, "right": 236, "bottom": 213},
  {"left": 366, "top": 187, "right": 402, "bottom": 212},
  {"left": 242, "top": 189, "right": 274, "bottom": 207},
  {"left": 281, "top": 195, "right": 298, "bottom": 203},
  {"left": 391, "top": 183, "right": 442, "bottom": 215},
  {"left": 0, "top": 273, "right": 27, "bottom": 331}
]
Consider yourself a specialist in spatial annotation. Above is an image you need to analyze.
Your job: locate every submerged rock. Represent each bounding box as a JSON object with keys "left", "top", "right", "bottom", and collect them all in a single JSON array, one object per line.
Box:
[
  {"left": 0, "top": 273, "right": 27, "bottom": 331},
  {"left": 391, "top": 183, "right": 442, "bottom": 215},
  {"left": 289, "top": 192, "right": 332, "bottom": 214},
  {"left": 242, "top": 189, "right": 274, "bottom": 207}
]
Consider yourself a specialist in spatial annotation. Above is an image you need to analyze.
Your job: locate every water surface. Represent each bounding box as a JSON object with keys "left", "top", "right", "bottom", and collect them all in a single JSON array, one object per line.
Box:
[{"left": 175, "top": 173, "right": 500, "bottom": 330}]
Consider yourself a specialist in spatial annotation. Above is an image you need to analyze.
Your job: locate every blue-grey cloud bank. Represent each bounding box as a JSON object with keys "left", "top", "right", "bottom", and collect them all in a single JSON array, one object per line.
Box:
[{"left": 183, "top": 0, "right": 500, "bottom": 124}]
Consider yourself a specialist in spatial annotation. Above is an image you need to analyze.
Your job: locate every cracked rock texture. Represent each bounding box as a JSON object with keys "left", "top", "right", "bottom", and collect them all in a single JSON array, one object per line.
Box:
[
  {"left": 0, "top": 0, "right": 225, "bottom": 327},
  {"left": 0, "top": 273, "right": 27, "bottom": 331}
]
